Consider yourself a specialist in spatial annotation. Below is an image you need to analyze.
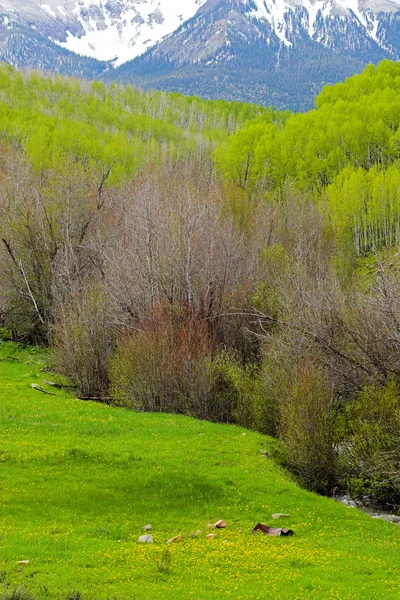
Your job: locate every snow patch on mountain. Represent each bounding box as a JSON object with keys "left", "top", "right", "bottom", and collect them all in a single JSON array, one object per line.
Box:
[
  {"left": 0, "top": 0, "right": 207, "bottom": 66},
  {"left": 246, "top": 0, "right": 400, "bottom": 47},
  {"left": 40, "top": 4, "right": 57, "bottom": 19},
  {"left": 54, "top": 0, "right": 207, "bottom": 65}
]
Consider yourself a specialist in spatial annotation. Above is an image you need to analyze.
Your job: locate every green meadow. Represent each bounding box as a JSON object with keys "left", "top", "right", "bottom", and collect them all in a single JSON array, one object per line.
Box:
[{"left": 1, "top": 342, "right": 400, "bottom": 600}]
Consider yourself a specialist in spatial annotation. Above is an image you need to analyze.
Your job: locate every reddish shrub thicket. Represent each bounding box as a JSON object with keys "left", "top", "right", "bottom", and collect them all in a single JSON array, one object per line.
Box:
[{"left": 110, "top": 304, "right": 238, "bottom": 422}]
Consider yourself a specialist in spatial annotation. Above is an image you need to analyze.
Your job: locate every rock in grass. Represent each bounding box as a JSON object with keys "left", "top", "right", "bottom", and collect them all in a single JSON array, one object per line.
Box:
[
  {"left": 252, "top": 523, "right": 294, "bottom": 536},
  {"left": 17, "top": 560, "right": 30, "bottom": 565},
  {"left": 189, "top": 530, "right": 203, "bottom": 538},
  {"left": 142, "top": 524, "right": 152, "bottom": 531},
  {"left": 206, "top": 534, "right": 216, "bottom": 540},
  {"left": 214, "top": 520, "right": 227, "bottom": 529},
  {"left": 167, "top": 535, "right": 184, "bottom": 544},
  {"left": 138, "top": 535, "right": 153, "bottom": 544},
  {"left": 272, "top": 514, "right": 290, "bottom": 519}
]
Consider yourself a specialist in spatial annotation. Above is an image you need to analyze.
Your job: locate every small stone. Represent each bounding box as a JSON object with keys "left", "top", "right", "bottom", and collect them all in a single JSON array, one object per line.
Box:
[
  {"left": 138, "top": 534, "right": 153, "bottom": 544},
  {"left": 272, "top": 514, "right": 290, "bottom": 519},
  {"left": 260, "top": 449, "right": 267, "bottom": 456},
  {"left": 207, "top": 523, "right": 216, "bottom": 530},
  {"left": 206, "top": 533, "right": 216, "bottom": 540},
  {"left": 167, "top": 535, "right": 184, "bottom": 544},
  {"left": 142, "top": 524, "right": 152, "bottom": 531},
  {"left": 214, "top": 520, "right": 227, "bottom": 529},
  {"left": 189, "top": 530, "right": 203, "bottom": 538},
  {"left": 17, "top": 560, "right": 30, "bottom": 565}
]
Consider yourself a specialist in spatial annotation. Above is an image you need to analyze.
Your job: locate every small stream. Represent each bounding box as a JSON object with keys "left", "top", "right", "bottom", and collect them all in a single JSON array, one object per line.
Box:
[{"left": 335, "top": 495, "right": 400, "bottom": 525}]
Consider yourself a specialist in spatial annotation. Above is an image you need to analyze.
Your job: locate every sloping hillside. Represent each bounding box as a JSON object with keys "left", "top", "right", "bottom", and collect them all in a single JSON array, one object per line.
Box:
[{"left": 1, "top": 342, "right": 399, "bottom": 599}]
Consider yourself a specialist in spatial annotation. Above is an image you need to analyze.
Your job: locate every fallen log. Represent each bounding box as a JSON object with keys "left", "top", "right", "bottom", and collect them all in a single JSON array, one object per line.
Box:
[
  {"left": 42, "top": 380, "right": 76, "bottom": 390},
  {"left": 78, "top": 396, "right": 112, "bottom": 405},
  {"left": 30, "top": 383, "right": 56, "bottom": 396}
]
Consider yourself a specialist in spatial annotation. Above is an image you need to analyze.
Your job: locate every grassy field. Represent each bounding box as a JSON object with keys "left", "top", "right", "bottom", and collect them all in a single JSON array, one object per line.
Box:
[{"left": 1, "top": 342, "right": 400, "bottom": 600}]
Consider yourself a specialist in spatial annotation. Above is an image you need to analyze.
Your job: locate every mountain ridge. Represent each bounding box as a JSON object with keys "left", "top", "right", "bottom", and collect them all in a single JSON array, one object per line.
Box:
[
  {"left": 0, "top": 0, "right": 399, "bottom": 109},
  {"left": 109, "top": 0, "right": 400, "bottom": 109},
  {"left": 0, "top": 0, "right": 208, "bottom": 65}
]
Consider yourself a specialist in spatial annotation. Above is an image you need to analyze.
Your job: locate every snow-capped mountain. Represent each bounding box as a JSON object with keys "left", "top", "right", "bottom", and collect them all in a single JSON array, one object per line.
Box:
[
  {"left": 111, "top": 0, "right": 400, "bottom": 108},
  {"left": 0, "top": 0, "right": 207, "bottom": 65},
  {"left": 0, "top": 0, "right": 399, "bottom": 108},
  {"left": 125, "top": 0, "right": 400, "bottom": 66}
]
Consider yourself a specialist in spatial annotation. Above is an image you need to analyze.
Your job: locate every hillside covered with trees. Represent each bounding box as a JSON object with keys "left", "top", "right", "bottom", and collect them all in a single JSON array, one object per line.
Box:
[{"left": 1, "top": 61, "right": 400, "bottom": 510}]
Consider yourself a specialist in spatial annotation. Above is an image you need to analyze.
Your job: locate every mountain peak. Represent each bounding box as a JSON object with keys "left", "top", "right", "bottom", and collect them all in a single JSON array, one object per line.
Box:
[{"left": 0, "top": 0, "right": 208, "bottom": 65}]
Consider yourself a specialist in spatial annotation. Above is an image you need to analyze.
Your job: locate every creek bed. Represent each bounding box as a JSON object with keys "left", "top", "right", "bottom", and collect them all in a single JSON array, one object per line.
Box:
[{"left": 336, "top": 495, "right": 400, "bottom": 525}]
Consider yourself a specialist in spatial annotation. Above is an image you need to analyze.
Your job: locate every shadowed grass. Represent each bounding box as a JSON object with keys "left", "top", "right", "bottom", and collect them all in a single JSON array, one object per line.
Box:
[{"left": 1, "top": 342, "right": 400, "bottom": 599}]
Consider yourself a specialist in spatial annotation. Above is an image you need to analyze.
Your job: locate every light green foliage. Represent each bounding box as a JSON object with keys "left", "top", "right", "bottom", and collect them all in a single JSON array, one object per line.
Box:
[
  {"left": 315, "top": 61, "right": 400, "bottom": 109},
  {"left": 0, "top": 66, "right": 274, "bottom": 183},
  {"left": 325, "top": 165, "right": 400, "bottom": 253},
  {"left": 215, "top": 61, "right": 400, "bottom": 252},
  {"left": 2, "top": 343, "right": 400, "bottom": 599},
  {"left": 214, "top": 121, "right": 282, "bottom": 191}
]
